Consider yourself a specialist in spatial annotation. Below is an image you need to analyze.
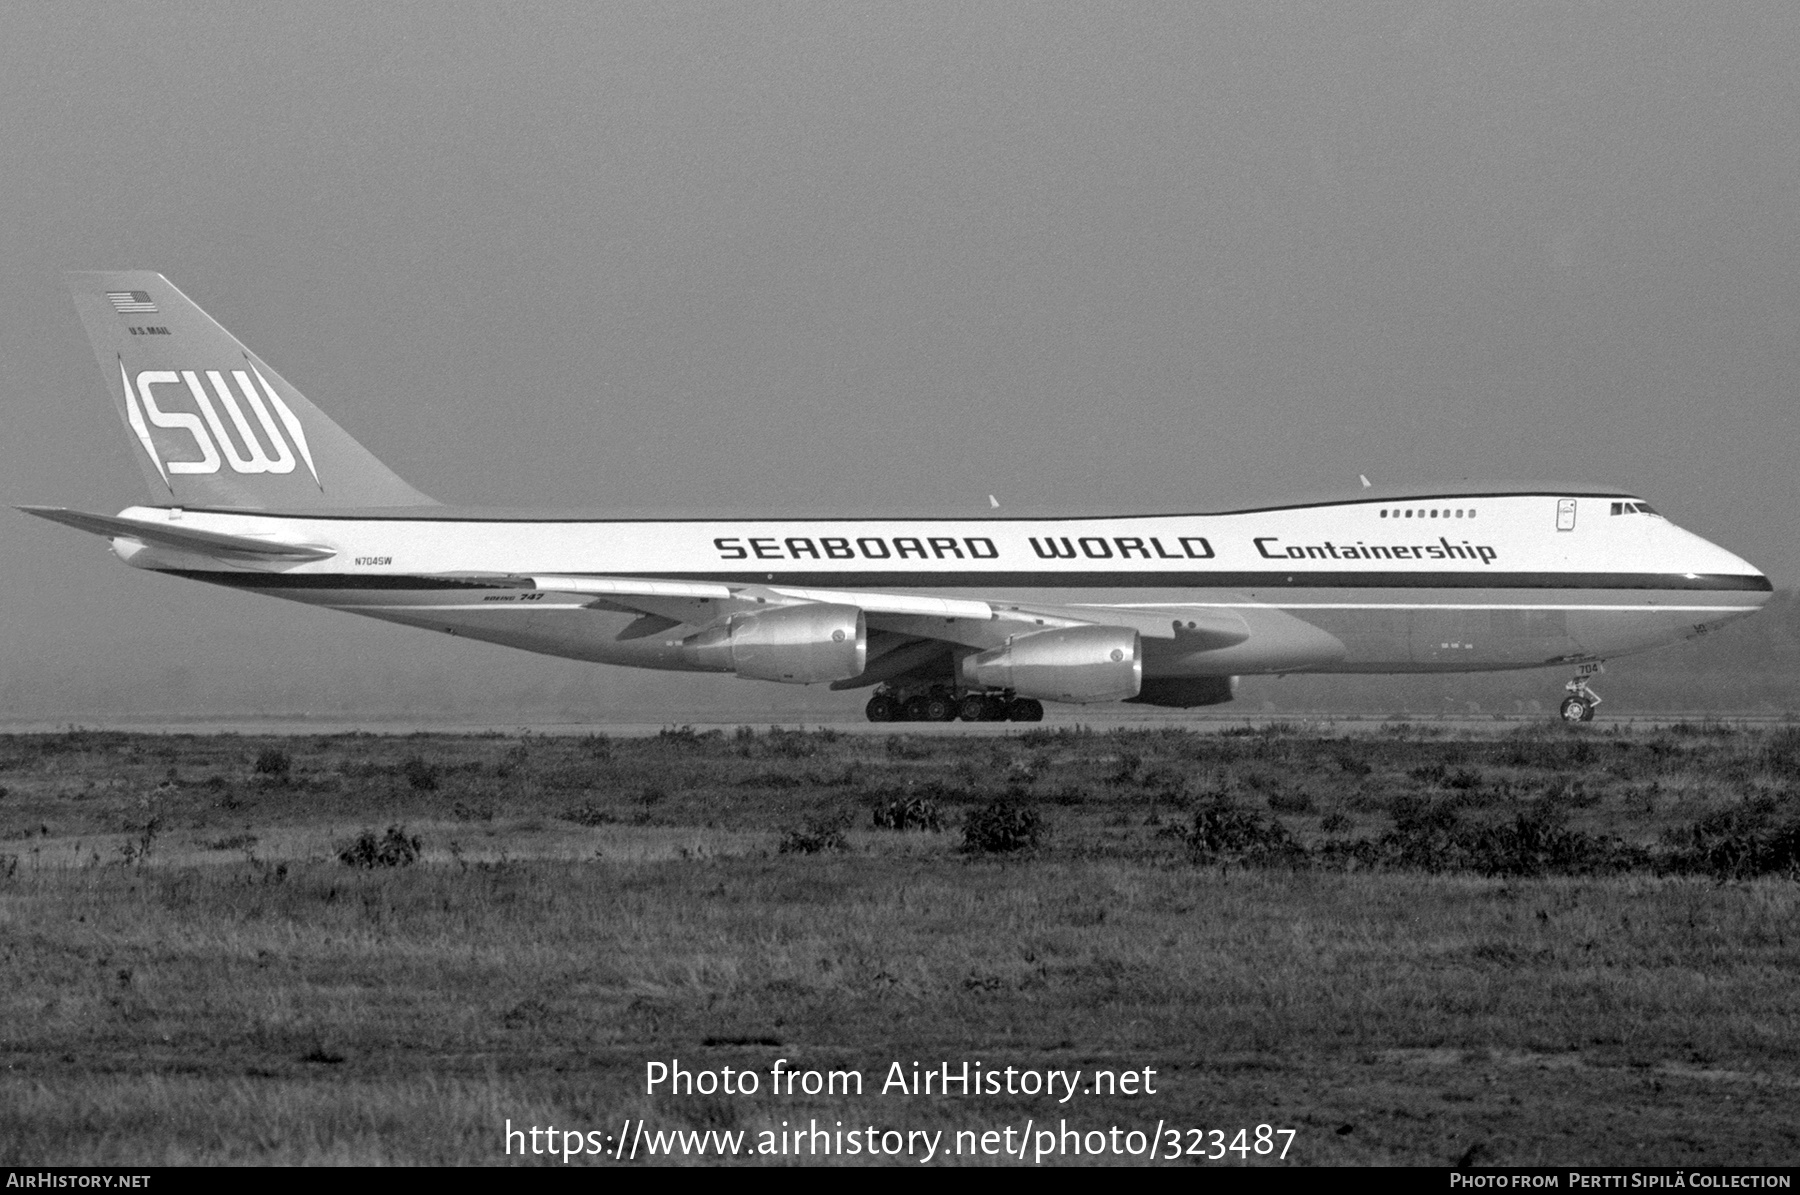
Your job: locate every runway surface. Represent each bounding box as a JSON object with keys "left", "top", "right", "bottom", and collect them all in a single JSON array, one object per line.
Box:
[{"left": 1, "top": 712, "right": 1790, "bottom": 736}]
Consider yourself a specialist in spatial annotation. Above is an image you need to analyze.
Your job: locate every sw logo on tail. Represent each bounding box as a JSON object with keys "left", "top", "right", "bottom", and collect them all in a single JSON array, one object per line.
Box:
[{"left": 121, "top": 363, "right": 318, "bottom": 485}]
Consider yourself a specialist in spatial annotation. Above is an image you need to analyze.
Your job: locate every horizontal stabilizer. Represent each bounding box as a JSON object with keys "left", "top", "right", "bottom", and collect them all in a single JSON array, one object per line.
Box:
[{"left": 18, "top": 506, "right": 335, "bottom": 561}]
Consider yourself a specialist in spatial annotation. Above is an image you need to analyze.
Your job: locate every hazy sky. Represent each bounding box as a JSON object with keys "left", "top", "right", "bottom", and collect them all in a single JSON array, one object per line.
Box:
[{"left": 4, "top": 3, "right": 1798, "bottom": 718}]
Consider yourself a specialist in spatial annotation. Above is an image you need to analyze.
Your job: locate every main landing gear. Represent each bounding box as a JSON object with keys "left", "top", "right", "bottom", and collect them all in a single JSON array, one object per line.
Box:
[
  {"left": 864, "top": 685, "right": 1044, "bottom": 723},
  {"left": 1559, "top": 664, "right": 1604, "bottom": 723}
]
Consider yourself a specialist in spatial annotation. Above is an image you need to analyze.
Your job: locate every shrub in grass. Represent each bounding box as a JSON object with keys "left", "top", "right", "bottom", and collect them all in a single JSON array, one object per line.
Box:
[
  {"left": 338, "top": 824, "right": 421, "bottom": 868},
  {"left": 401, "top": 756, "right": 439, "bottom": 792},
  {"left": 558, "top": 802, "right": 615, "bottom": 827},
  {"left": 883, "top": 737, "right": 933, "bottom": 760},
  {"left": 1762, "top": 729, "right": 1800, "bottom": 781},
  {"left": 1184, "top": 802, "right": 1305, "bottom": 867},
  {"left": 779, "top": 815, "right": 848, "bottom": 854},
  {"left": 1266, "top": 786, "right": 1315, "bottom": 814},
  {"left": 1667, "top": 719, "right": 1738, "bottom": 738},
  {"left": 657, "top": 725, "right": 720, "bottom": 748},
  {"left": 763, "top": 729, "right": 818, "bottom": 759},
  {"left": 548, "top": 763, "right": 624, "bottom": 794},
  {"left": 1501, "top": 735, "right": 1596, "bottom": 771},
  {"left": 253, "top": 748, "right": 291, "bottom": 779},
  {"left": 1457, "top": 805, "right": 1646, "bottom": 877},
  {"left": 1379, "top": 793, "right": 1463, "bottom": 868},
  {"left": 1660, "top": 799, "right": 1800, "bottom": 880},
  {"left": 1017, "top": 725, "right": 1092, "bottom": 748},
  {"left": 494, "top": 743, "right": 531, "bottom": 777},
  {"left": 961, "top": 801, "right": 1042, "bottom": 854},
  {"left": 871, "top": 797, "right": 942, "bottom": 832},
  {"left": 1314, "top": 797, "right": 1644, "bottom": 877}
]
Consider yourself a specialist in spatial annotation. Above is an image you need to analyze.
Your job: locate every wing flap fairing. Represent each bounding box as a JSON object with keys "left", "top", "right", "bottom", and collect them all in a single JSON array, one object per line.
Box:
[{"left": 997, "top": 602, "right": 1251, "bottom": 646}]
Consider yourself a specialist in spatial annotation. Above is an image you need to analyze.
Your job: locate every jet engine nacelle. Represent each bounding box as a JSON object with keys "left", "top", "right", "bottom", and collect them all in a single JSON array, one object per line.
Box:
[
  {"left": 960, "top": 625, "right": 1141, "bottom": 703},
  {"left": 682, "top": 603, "right": 867, "bottom": 683}
]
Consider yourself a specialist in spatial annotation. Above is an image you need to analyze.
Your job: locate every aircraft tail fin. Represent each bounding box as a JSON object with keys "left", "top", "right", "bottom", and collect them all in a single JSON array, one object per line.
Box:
[{"left": 66, "top": 271, "right": 437, "bottom": 510}]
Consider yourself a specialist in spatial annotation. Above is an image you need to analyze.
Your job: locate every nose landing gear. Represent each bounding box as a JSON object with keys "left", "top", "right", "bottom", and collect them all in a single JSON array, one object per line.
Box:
[{"left": 1559, "top": 665, "right": 1604, "bottom": 723}]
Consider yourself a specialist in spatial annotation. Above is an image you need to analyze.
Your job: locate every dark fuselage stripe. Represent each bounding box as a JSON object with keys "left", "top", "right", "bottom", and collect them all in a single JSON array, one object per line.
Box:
[{"left": 164, "top": 569, "right": 1773, "bottom": 593}]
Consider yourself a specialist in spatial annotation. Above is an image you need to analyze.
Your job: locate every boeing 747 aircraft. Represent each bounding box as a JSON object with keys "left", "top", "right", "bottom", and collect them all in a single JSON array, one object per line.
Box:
[{"left": 23, "top": 272, "right": 1771, "bottom": 723}]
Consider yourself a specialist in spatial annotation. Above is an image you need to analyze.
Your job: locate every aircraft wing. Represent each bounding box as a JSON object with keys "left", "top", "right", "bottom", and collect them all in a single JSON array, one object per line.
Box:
[
  {"left": 519, "top": 574, "right": 1245, "bottom": 640},
  {"left": 513, "top": 574, "right": 1251, "bottom": 685},
  {"left": 18, "top": 506, "right": 336, "bottom": 562},
  {"left": 524, "top": 575, "right": 989, "bottom": 619},
  {"left": 517, "top": 574, "right": 996, "bottom": 638}
]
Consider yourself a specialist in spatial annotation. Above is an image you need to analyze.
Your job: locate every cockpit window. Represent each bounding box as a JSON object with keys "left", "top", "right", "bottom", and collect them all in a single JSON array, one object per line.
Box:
[{"left": 1611, "top": 501, "right": 1661, "bottom": 517}]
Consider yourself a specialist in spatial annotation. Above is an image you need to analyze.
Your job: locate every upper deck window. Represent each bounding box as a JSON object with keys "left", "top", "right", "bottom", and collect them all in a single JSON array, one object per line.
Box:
[
  {"left": 1381, "top": 506, "right": 1475, "bottom": 518},
  {"left": 1382, "top": 507, "right": 1483, "bottom": 518},
  {"left": 1377, "top": 506, "right": 1477, "bottom": 518}
]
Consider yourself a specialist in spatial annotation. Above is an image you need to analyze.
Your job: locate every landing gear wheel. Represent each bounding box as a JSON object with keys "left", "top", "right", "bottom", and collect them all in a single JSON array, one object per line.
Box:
[
  {"left": 1007, "top": 698, "right": 1045, "bottom": 722},
  {"left": 958, "top": 695, "right": 989, "bottom": 723},
  {"left": 902, "top": 695, "right": 932, "bottom": 722},
  {"left": 1560, "top": 669, "right": 1603, "bottom": 723},
  {"left": 865, "top": 694, "right": 898, "bottom": 723},
  {"left": 924, "top": 693, "right": 956, "bottom": 722}
]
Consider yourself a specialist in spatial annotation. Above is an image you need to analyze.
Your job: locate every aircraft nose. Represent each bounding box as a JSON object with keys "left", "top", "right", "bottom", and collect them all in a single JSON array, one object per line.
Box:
[
  {"left": 1715, "top": 550, "right": 1773, "bottom": 613},
  {"left": 1728, "top": 549, "right": 1772, "bottom": 592},
  {"left": 1669, "top": 520, "right": 1770, "bottom": 596}
]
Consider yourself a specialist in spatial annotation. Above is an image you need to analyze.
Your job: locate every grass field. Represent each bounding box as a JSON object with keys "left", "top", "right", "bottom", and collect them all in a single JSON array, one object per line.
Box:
[{"left": 3, "top": 722, "right": 1798, "bottom": 1166}]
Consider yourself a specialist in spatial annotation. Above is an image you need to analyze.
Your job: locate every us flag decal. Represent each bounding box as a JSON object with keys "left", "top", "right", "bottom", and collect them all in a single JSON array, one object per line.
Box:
[{"left": 106, "top": 290, "right": 157, "bottom": 313}]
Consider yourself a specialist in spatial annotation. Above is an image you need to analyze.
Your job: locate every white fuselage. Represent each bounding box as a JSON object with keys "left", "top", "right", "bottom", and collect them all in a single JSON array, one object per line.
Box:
[{"left": 108, "top": 489, "right": 1769, "bottom": 682}]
